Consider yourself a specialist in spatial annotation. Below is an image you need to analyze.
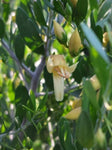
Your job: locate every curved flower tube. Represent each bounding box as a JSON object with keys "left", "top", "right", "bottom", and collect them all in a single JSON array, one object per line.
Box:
[{"left": 46, "top": 55, "right": 77, "bottom": 101}]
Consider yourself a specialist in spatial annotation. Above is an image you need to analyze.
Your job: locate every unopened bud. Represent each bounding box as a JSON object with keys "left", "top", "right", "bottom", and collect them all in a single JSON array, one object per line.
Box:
[
  {"left": 53, "top": 20, "right": 67, "bottom": 45},
  {"left": 103, "top": 32, "right": 112, "bottom": 47},
  {"left": 95, "top": 128, "right": 107, "bottom": 150},
  {"left": 71, "top": 98, "right": 82, "bottom": 109},
  {"left": 64, "top": 107, "right": 81, "bottom": 120},
  {"left": 68, "top": 28, "right": 82, "bottom": 56},
  {"left": 90, "top": 75, "right": 100, "bottom": 91},
  {"left": 12, "top": 13, "right": 16, "bottom": 22}
]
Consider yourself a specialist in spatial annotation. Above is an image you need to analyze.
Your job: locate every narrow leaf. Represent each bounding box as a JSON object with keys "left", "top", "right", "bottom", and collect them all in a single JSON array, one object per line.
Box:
[
  {"left": 33, "top": 1, "right": 46, "bottom": 26},
  {"left": 0, "top": 18, "right": 5, "bottom": 38},
  {"left": 73, "top": 0, "right": 88, "bottom": 25},
  {"left": 80, "top": 22, "right": 109, "bottom": 63}
]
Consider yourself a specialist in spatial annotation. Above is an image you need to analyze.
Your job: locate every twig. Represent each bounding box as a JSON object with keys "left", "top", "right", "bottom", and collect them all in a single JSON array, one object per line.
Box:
[
  {"left": 35, "top": 84, "right": 80, "bottom": 97},
  {"left": 1, "top": 39, "right": 29, "bottom": 90},
  {"left": 21, "top": 63, "right": 34, "bottom": 77},
  {"left": 0, "top": 120, "right": 31, "bottom": 140},
  {"left": 31, "top": 56, "right": 45, "bottom": 93}
]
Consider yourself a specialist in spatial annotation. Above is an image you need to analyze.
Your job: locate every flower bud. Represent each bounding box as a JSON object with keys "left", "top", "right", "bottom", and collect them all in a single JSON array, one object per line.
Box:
[
  {"left": 11, "top": 13, "right": 16, "bottom": 22},
  {"left": 53, "top": 20, "right": 67, "bottom": 45},
  {"left": 71, "top": 98, "right": 82, "bottom": 109},
  {"left": 103, "top": 32, "right": 112, "bottom": 47},
  {"left": 68, "top": 28, "right": 82, "bottom": 56},
  {"left": 70, "top": 0, "right": 78, "bottom": 7},
  {"left": 94, "top": 128, "right": 107, "bottom": 150},
  {"left": 90, "top": 75, "right": 100, "bottom": 91},
  {"left": 64, "top": 107, "right": 81, "bottom": 120}
]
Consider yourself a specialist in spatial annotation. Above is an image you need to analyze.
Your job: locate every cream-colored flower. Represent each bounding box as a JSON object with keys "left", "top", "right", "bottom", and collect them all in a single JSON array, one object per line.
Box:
[{"left": 46, "top": 55, "right": 77, "bottom": 101}]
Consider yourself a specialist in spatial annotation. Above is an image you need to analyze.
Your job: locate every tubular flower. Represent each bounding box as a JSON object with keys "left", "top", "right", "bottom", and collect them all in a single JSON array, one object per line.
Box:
[
  {"left": 53, "top": 20, "right": 67, "bottom": 45},
  {"left": 46, "top": 55, "right": 77, "bottom": 101}
]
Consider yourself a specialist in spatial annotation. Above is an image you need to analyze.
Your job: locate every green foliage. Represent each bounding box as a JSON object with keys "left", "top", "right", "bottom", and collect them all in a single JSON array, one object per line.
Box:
[
  {"left": 16, "top": 7, "right": 44, "bottom": 54},
  {"left": 0, "top": 0, "right": 112, "bottom": 149},
  {"left": 14, "top": 34, "right": 25, "bottom": 61},
  {"left": 73, "top": 0, "right": 88, "bottom": 25},
  {"left": 76, "top": 111, "right": 94, "bottom": 148},
  {"left": 33, "top": 0, "right": 46, "bottom": 26},
  {"left": 58, "top": 117, "right": 75, "bottom": 150},
  {"left": 0, "top": 18, "right": 5, "bottom": 38}
]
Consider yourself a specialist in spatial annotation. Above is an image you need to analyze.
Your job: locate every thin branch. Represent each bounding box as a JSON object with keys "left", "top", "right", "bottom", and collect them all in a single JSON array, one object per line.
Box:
[
  {"left": 31, "top": 56, "right": 45, "bottom": 93},
  {"left": 21, "top": 63, "right": 34, "bottom": 78},
  {"left": 1, "top": 39, "right": 29, "bottom": 90},
  {"left": 35, "top": 84, "right": 80, "bottom": 97}
]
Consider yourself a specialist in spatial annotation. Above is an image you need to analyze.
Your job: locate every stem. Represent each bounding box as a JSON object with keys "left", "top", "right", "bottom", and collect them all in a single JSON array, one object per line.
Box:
[
  {"left": 35, "top": 84, "right": 80, "bottom": 97},
  {"left": 48, "top": 121, "right": 55, "bottom": 148},
  {"left": 22, "top": 63, "right": 34, "bottom": 78},
  {"left": 31, "top": 56, "right": 45, "bottom": 93},
  {"left": 1, "top": 39, "right": 29, "bottom": 90}
]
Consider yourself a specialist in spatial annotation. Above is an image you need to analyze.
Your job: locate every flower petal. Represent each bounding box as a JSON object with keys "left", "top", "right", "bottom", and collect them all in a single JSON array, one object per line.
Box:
[
  {"left": 46, "top": 56, "right": 53, "bottom": 73},
  {"left": 68, "top": 63, "right": 77, "bottom": 73},
  {"left": 53, "top": 73, "right": 64, "bottom": 101}
]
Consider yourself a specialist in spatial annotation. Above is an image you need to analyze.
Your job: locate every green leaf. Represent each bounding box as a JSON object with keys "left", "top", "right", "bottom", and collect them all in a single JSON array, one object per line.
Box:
[
  {"left": 29, "top": 90, "right": 36, "bottom": 111},
  {"left": 0, "top": 47, "right": 8, "bottom": 63},
  {"left": 16, "top": 104, "right": 26, "bottom": 121},
  {"left": 83, "top": 79, "right": 99, "bottom": 110},
  {"left": 53, "top": 0, "right": 65, "bottom": 16},
  {"left": 39, "top": 94, "right": 48, "bottom": 109},
  {"left": 58, "top": 117, "right": 75, "bottom": 150},
  {"left": 98, "top": 0, "right": 112, "bottom": 21},
  {"left": 33, "top": 1, "right": 46, "bottom": 26},
  {"left": 16, "top": 7, "right": 44, "bottom": 54},
  {"left": 76, "top": 111, "right": 94, "bottom": 148},
  {"left": 14, "top": 34, "right": 25, "bottom": 61},
  {"left": 89, "top": 0, "right": 98, "bottom": 10},
  {"left": 91, "top": 47, "right": 109, "bottom": 90},
  {"left": 72, "top": 55, "right": 93, "bottom": 83},
  {"left": 73, "top": 0, "right": 88, "bottom": 25},
  {"left": 90, "top": 11, "right": 96, "bottom": 31},
  {"left": 82, "top": 87, "right": 89, "bottom": 112},
  {"left": 15, "top": 85, "right": 29, "bottom": 105},
  {"left": 0, "top": 18, "right": 5, "bottom": 38},
  {"left": 80, "top": 22, "right": 109, "bottom": 63},
  {"left": 44, "top": 66, "right": 53, "bottom": 90},
  {"left": 94, "top": 25, "right": 103, "bottom": 42},
  {"left": 81, "top": 23, "right": 110, "bottom": 90},
  {"left": 2, "top": 2, "right": 10, "bottom": 21}
]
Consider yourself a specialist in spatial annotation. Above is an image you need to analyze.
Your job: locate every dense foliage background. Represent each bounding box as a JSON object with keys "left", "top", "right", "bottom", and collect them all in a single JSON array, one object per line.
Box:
[{"left": 0, "top": 0, "right": 112, "bottom": 149}]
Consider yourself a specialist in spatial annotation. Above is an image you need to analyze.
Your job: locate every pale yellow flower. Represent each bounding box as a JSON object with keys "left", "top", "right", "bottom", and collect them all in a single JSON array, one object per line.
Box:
[{"left": 46, "top": 55, "right": 77, "bottom": 101}]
